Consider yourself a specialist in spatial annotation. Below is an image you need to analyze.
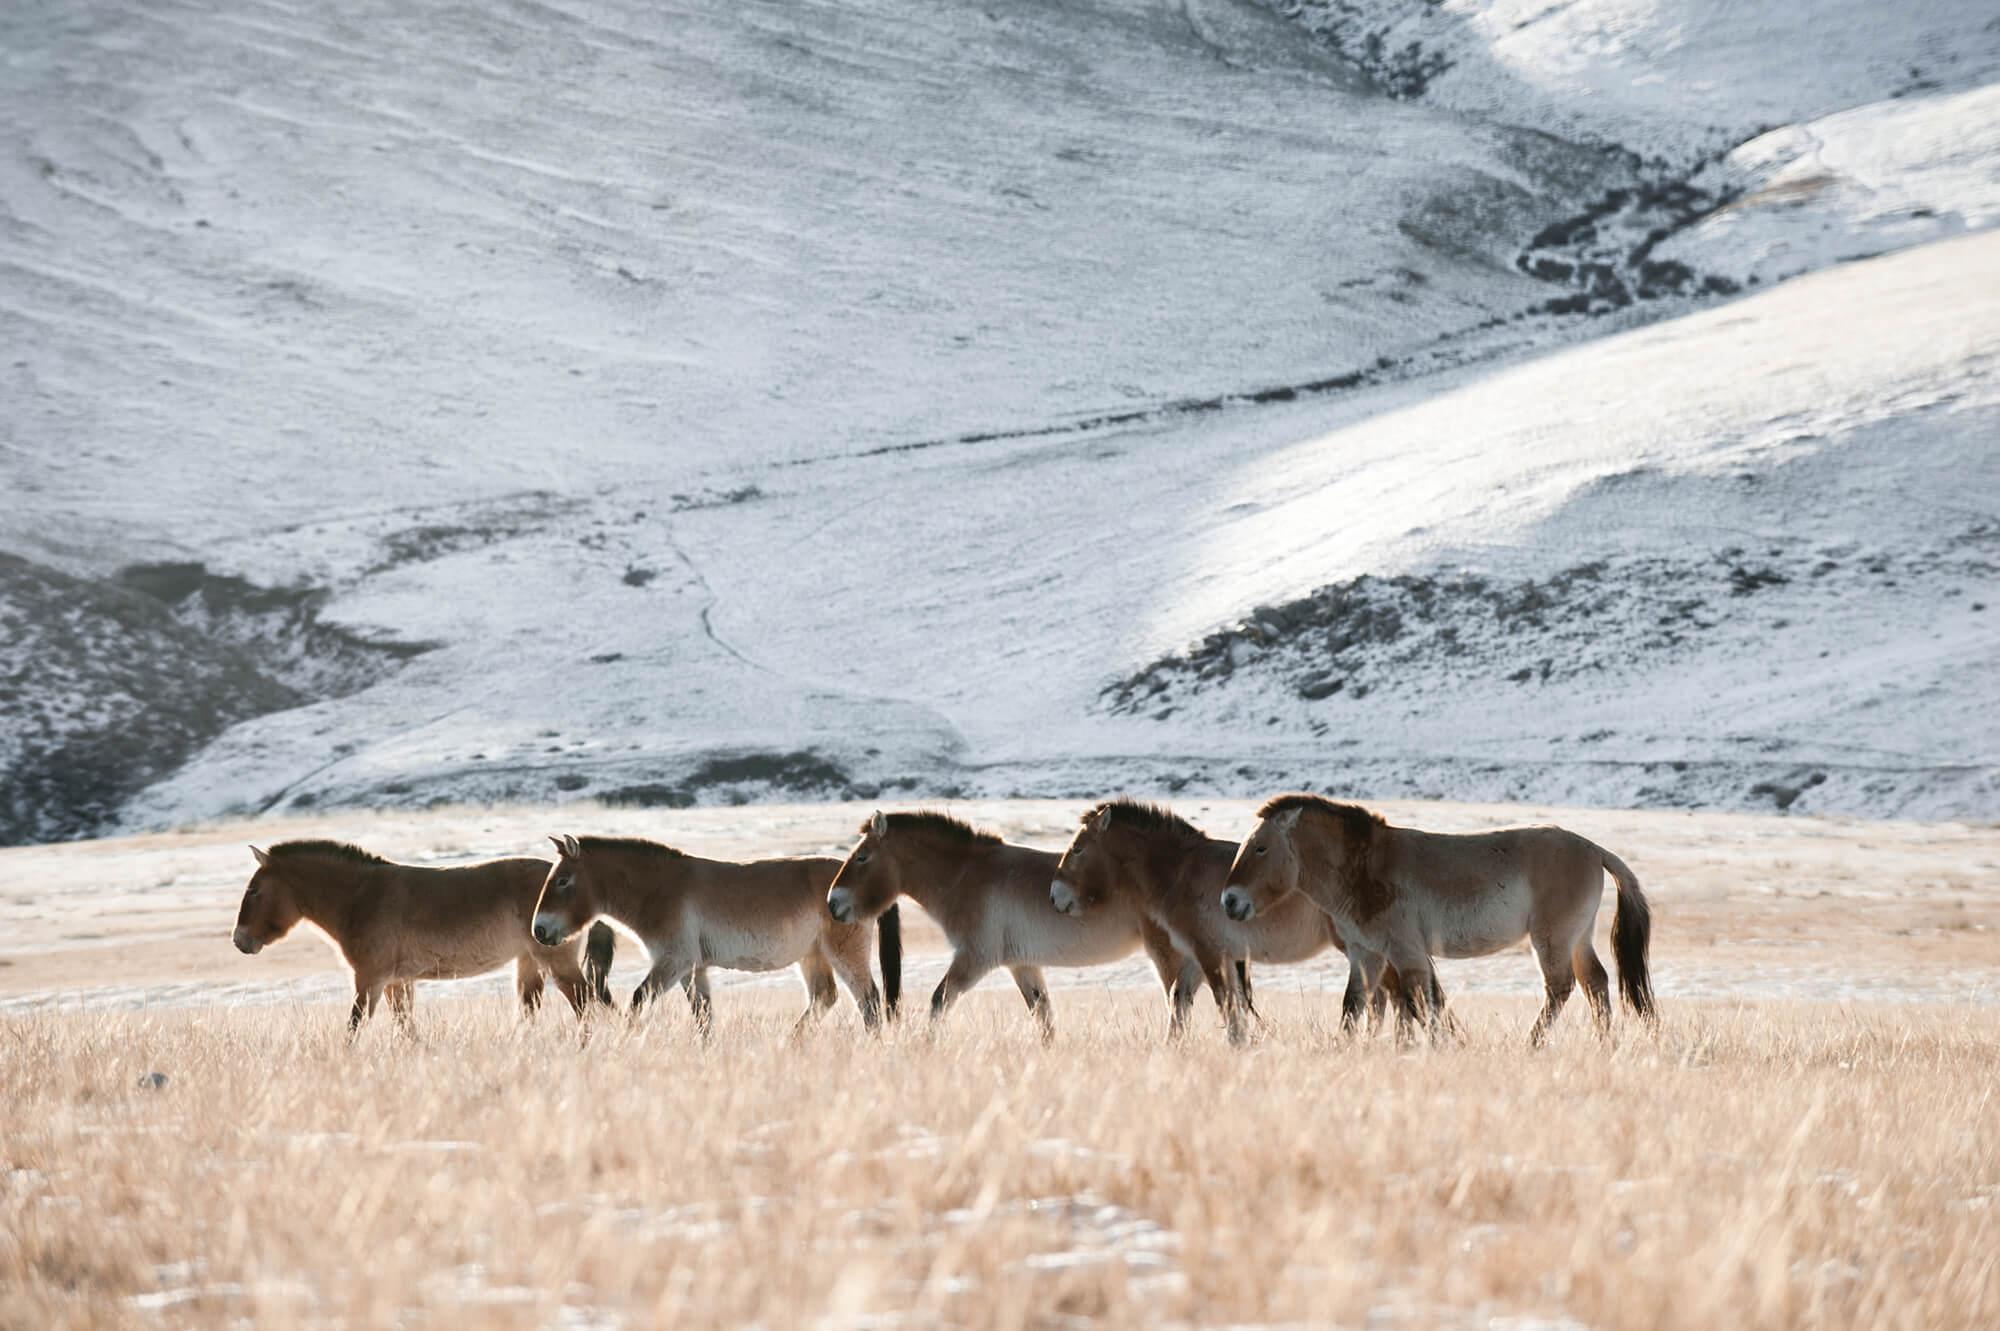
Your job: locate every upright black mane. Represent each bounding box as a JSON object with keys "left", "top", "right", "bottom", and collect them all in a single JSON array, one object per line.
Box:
[
  {"left": 266, "top": 839, "right": 392, "bottom": 866},
  {"left": 575, "top": 836, "right": 687, "bottom": 859},
  {"left": 1091, "top": 798, "right": 1202, "bottom": 840},
  {"left": 1256, "top": 793, "right": 1385, "bottom": 844},
  {"left": 873, "top": 810, "right": 1002, "bottom": 844}
]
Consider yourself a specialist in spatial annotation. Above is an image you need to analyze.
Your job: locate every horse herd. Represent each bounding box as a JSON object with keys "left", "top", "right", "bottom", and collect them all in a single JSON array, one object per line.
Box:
[{"left": 230, "top": 795, "right": 1656, "bottom": 1044}]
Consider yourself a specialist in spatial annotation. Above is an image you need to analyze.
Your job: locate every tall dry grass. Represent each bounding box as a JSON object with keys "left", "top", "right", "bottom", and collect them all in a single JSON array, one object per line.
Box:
[{"left": 3, "top": 992, "right": 1996, "bottom": 1330}]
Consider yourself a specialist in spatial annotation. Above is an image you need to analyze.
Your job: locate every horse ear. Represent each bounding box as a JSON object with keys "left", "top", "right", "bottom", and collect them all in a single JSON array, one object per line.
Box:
[
  {"left": 869, "top": 810, "right": 887, "bottom": 838},
  {"left": 1276, "top": 808, "right": 1304, "bottom": 832},
  {"left": 250, "top": 845, "right": 271, "bottom": 867},
  {"left": 562, "top": 834, "right": 582, "bottom": 859},
  {"left": 548, "top": 835, "right": 568, "bottom": 857},
  {"left": 1095, "top": 805, "right": 1114, "bottom": 829}
]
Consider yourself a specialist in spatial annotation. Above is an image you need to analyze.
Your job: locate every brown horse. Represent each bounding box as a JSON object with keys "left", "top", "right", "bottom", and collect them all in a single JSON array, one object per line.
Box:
[
  {"left": 530, "top": 834, "right": 900, "bottom": 1035},
  {"left": 824, "top": 810, "right": 1191, "bottom": 1041},
  {"left": 1221, "top": 795, "right": 1655, "bottom": 1043},
  {"left": 231, "top": 840, "right": 615, "bottom": 1032},
  {"left": 1050, "top": 799, "right": 1436, "bottom": 1042}
]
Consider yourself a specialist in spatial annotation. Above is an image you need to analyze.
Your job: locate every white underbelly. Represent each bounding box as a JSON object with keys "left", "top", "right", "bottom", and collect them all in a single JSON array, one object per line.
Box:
[
  {"left": 997, "top": 900, "right": 1140, "bottom": 968},
  {"left": 693, "top": 913, "right": 818, "bottom": 973}
]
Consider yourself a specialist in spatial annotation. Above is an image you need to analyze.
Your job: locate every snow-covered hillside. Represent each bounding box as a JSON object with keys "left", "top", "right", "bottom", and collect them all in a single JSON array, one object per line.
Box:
[{"left": 3, "top": 0, "right": 1996, "bottom": 839}]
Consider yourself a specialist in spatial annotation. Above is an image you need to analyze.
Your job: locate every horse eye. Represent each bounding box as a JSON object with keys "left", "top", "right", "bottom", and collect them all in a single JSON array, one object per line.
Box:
[
  {"left": 855, "top": 852, "right": 870, "bottom": 865},
  {"left": 1255, "top": 844, "right": 1268, "bottom": 855}
]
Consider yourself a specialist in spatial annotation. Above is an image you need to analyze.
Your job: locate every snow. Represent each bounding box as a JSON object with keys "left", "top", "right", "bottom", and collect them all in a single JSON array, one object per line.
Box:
[
  {"left": 1662, "top": 84, "right": 2000, "bottom": 288},
  {"left": 1, "top": 0, "right": 1997, "bottom": 834}
]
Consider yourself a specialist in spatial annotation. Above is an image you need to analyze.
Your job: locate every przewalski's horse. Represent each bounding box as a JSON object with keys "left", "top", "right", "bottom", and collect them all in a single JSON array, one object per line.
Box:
[
  {"left": 1221, "top": 795, "right": 1655, "bottom": 1043},
  {"left": 1050, "top": 799, "right": 1437, "bottom": 1042},
  {"left": 825, "top": 810, "right": 1191, "bottom": 1042},
  {"left": 531, "top": 834, "right": 901, "bottom": 1036},
  {"left": 231, "top": 841, "right": 616, "bottom": 1032}
]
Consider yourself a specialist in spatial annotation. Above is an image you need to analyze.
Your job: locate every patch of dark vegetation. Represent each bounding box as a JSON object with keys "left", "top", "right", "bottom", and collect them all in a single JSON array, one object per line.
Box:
[
  {"left": 600, "top": 750, "right": 858, "bottom": 810},
  {"left": 1275, "top": 2, "right": 1453, "bottom": 98},
  {"left": 667, "top": 485, "right": 763, "bottom": 511},
  {"left": 1749, "top": 770, "right": 1828, "bottom": 812},
  {"left": 1101, "top": 532, "right": 1991, "bottom": 724},
  {"left": 1, "top": 557, "right": 434, "bottom": 846},
  {"left": 621, "top": 566, "right": 657, "bottom": 587},
  {"left": 1516, "top": 175, "right": 1743, "bottom": 316},
  {"left": 116, "top": 561, "right": 433, "bottom": 697},
  {"left": 1, "top": 555, "right": 299, "bottom": 845}
]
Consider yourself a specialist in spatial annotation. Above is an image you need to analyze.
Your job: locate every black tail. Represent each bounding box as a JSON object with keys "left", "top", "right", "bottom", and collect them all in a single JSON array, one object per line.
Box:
[
  {"left": 1604, "top": 850, "right": 1656, "bottom": 1019},
  {"left": 583, "top": 922, "right": 616, "bottom": 1007},
  {"left": 1234, "top": 959, "right": 1258, "bottom": 1019},
  {"left": 878, "top": 903, "right": 902, "bottom": 1019}
]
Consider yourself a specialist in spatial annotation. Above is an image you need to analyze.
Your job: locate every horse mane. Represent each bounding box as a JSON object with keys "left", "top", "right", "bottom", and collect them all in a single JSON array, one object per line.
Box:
[
  {"left": 872, "top": 810, "right": 1002, "bottom": 845},
  {"left": 1257, "top": 794, "right": 1393, "bottom": 920},
  {"left": 575, "top": 835, "right": 687, "bottom": 859},
  {"left": 1257, "top": 793, "right": 1385, "bottom": 843},
  {"left": 266, "top": 839, "right": 393, "bottom": 866},
  {"left": 1091, "top": 798, "right": 1202, "bottom": 841}
]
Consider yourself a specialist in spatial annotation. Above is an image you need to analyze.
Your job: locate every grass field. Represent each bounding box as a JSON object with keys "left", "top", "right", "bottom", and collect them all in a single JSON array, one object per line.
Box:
[
  {"left": 4, "top": 997, "right": 1997, "bottom": 1330},
  {"left": 3, "top": 800, "right": 1998, "bottom": 1328}
]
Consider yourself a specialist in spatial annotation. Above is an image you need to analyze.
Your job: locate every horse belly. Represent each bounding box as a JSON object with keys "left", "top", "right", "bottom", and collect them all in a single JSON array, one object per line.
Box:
[
  {"left": 698, "top": 913, "right": 817, "bottom": 973},
  {"left": 1432, "top": 889, "right": 1533, "bottom": 959},
  {"left": 1001, "top": 903, "right": 1137, "bottom": 968},
  {"left": 397, "top": 919, "right": 522, "bottom": 981}
]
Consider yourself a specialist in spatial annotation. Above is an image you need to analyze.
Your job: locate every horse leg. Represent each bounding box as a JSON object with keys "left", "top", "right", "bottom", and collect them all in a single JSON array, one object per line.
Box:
[
  {"left": 1383, "top": 945, "right": 1439, "bottom": 1045},
  {"left": 1529, "top": 944, "right": 1576, "bottom": 1048},
  {"left": 1352, "top": 947, "right": 1392, "bottom": 1034},
  {"left": 929, "top": 951, "right": 993, "bottom": 1026},
  {"left": 1167, "top": 958, "right": 1202, "bottom": 1039},
  {"left": 677, "top": 966, "right": 714, "bottom": 1036},
  {"left": 823, "top": 931, "right": 886, "bottom": 1033},
  {"left": 386, "top": 980, "right": 416, "bottom": 1033},
  {"left": 1136, "top": 920, "right": 1187, "bottom": 1032},
  {"left": 1199, "top": 954, "right": 1248, "bottom": 1048},
  {"left": 1236, "top": 960, "right": 1259, "bottom": 1026},
  {"left": 1575, "top": 942, "right": 1613, "bottom": 1036},
  {"left": 537, "top": 944, "right": 596, "bottom": 1017},
  {"left": 347, "top": 971, "right": 386, "bottom": 1036},
  {"left": 1009, "top": 965, "right": 1055, "bottom": 1044},
  {"left": 1338, "top": 953, "right": 1371, "bottom": 1033},
  {"left": 631, "top": 955, "right": 694, "bottom": 1019},
  {"left": 514, "top": 955, "right": 548, "bottom": 1016},
  {"left": 790, "top": 950, "right": 839, "bottom": 1040}
]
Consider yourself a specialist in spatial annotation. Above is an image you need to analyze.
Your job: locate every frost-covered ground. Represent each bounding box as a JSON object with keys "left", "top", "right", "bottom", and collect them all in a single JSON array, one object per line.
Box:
[{"left": 2, "top": 0, "right": 1997, "bottom": 838}]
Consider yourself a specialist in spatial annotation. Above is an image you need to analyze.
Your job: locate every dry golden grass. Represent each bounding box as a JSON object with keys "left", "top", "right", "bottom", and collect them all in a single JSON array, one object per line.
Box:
[{"left": 4, "top": 992, "right": 1996, "bottom": 1331}]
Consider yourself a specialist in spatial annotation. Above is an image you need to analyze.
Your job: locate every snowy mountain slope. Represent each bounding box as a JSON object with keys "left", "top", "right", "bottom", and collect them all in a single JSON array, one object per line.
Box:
[
  {"left": 126, "top": 231, "right": 2000, "bottom": 826},
  {"left": 0, "top": 0, "right": 1616, "bottom": 561},
  {"left": 1661, "top": 84, "right": 2000, "bottom": 289},
  {"left": 1270, "top": 0, "right": 2000, "bottom": 163},
  {"left": 3, "top": 0, "right": 1998, "bottom": 838}
]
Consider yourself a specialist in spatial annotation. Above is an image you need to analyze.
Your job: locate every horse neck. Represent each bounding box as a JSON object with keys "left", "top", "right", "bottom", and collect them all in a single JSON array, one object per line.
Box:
[
  {"left": 1301, "top": 820, "right": 1392, "bottom": 921},
  {"left": 1131, "top": 832, "right": 1209, "bottom": 907},
  {"left": 888, "top": 834, "right": 983, "bottom": 915},
  {"left": 588, "top": 847, "right": 681, "bottom": 929},
  {"left": 278, "top": 859, "right": 370, "bottom": 934}
]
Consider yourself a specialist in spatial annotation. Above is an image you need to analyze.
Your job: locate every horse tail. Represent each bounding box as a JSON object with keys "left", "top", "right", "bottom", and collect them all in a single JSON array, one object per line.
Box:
[
  {"left": 1602, "top": 849, "right": 1656, "bottom": 1019},
  {"left": 877, "top": 903, "right": 902, "bottom": 1019},
  {"left": 583, "top": 922, "right": 616, "bottom": 1007}
]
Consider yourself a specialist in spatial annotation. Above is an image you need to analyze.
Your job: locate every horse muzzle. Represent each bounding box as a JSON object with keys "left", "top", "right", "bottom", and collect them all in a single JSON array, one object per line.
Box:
[
  {"left": 1049, "top": 879, "right": 1079, "bottom": 915},
  {"left": 232, "top": 928, "right": 262, "bottom": 955},
  {"left": 1221, "top": 889, "right": 1256, "bottom": 923},
  {"left": 531, "top": 915, "right": 567, "bottom": 947},
  {"left": 827, "top": 889, "right": 854, "bottom": 924}
]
